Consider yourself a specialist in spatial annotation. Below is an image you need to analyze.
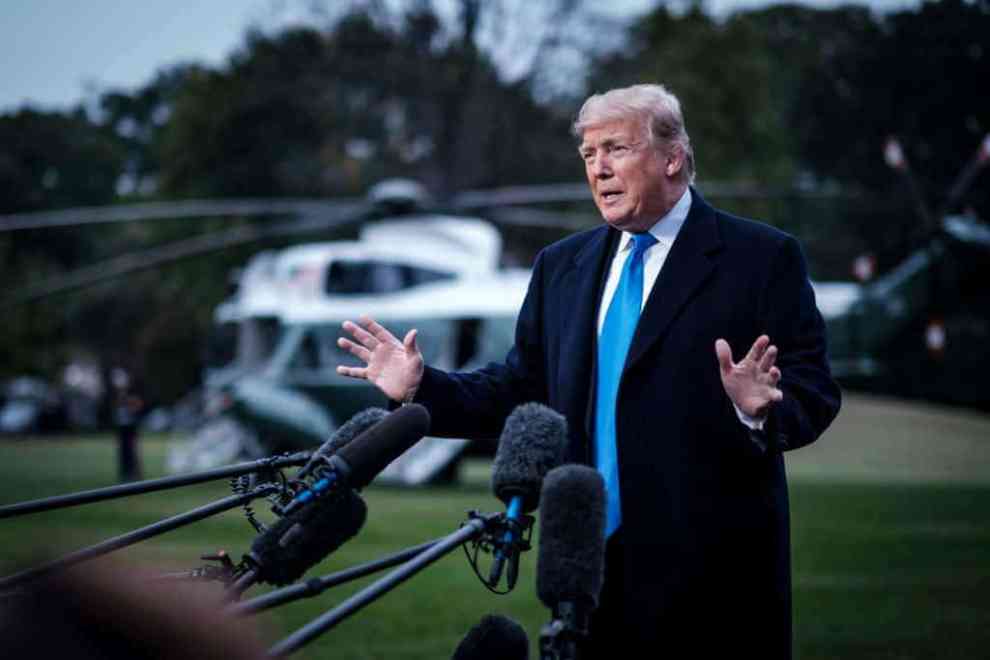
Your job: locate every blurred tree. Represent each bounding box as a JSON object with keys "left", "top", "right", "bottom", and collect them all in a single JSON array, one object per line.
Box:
[
  {"left": 738, "top": 4, "right": 886, "bottom": 274},
  {"left": 387, "top": 1, "right": 583, "bottom": 193},
  {"left": 159, "top": 27, "right": 337, "bottom": 197},
  {"left": 0, "top": 108, "right": 124, "bottom": 215},
  {"left": 586, "top": 6, "right": 794, "bottom": 183},
  {"left": 794, "top": 0, "right": 990, "bottom": 260},
  {"left": 156, "top": 2, "right": 582, "bottom": 199},
  {"left": 100, "top": 65, "right": 195, "bottom": 198},
  {"left": 0, "top": 109, "right": 125, "bottom": 380}
]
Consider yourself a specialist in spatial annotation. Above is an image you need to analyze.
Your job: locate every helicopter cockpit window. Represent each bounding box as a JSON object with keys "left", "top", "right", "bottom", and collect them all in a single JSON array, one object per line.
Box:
[
  {"left": 405, "top": 265, "right": 451, "bottom": 287},
  {"left": 238, "top": 316, "right": 282, "bottom": 369},
  {"left": 289, "top": 332, "right": 321, "bottom": 371},
  {"left": 325, "top": 260, "right": 452, "bottom": 295}
]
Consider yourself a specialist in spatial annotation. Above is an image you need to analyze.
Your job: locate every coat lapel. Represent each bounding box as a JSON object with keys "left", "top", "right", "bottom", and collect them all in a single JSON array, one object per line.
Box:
[
  {"left": 625, "top": 189, "right": 723, "bottom": 371},
  {"left": 556, "top": 227, "right": 617, "bottom": 455}
]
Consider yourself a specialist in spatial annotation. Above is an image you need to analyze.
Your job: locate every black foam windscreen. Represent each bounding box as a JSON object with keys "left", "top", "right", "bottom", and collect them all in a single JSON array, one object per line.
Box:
[
  {"left": 536, "top": 464, "right": 606, "bottom": 610},
  {"left": 335, "top": 404, "right": 430, "bottom": 489},
  {"left": 451, "top": 614, "right": 530, "bottom": 660},
  {"left": 491, "top": 403, "right": 567, "bottom": 512},
  {"left": 299, "top": 408, "right": 390, "bottom": 478},
  {"left": 323, "top": 407, "right": 390, "bottom": 458},
  {"left": 248, "top": 488, "right": 367, "bottom": 586}
]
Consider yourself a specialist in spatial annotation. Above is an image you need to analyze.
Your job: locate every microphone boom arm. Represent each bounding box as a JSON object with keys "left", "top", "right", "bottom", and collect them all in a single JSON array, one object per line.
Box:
[
  {"left": 540, "top": 601, "right": 591, "bottom": 660},
  {"left": 268, "top": 512, "right": 498, "bottom": 657},
  {"left": 0, "top": 452, "right": 308, "bottom": 520},
  {"left": 229, "top": 538, "right": 442, "bottom": 615},
  {"left": 0, "top": 483, "right": 279, "bottom": 592}
]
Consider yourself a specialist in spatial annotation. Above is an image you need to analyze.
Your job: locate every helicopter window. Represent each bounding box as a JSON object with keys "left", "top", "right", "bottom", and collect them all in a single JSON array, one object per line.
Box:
[
  {"left": 325, "top": 260, "right": 452, "bottom": 295},
  {"left": 371, "top": 263, "right": 405, "bottom": 292},
  {"left": 455, "top": 318, "right": 482, "bottom": 368},
  {"left": 289, "top": 332, "right": 321, "bottom": 371},
  {"left": 404, "top": 265, "right": 452, "bottom": 287},
  {"left": 205, "top": 321, "right": 238, "bottom": 369},
  {"left": 238, "top": 316, "right": 282, "bottom": 368},
  {"left": 325, "top": 260, "right": 391, "bottom": 295}
]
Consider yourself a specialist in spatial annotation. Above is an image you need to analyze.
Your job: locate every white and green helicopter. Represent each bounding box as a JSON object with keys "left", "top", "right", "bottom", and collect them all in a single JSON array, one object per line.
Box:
[{"left": 169, "top": 180, "right": 531, "bottom": 483}]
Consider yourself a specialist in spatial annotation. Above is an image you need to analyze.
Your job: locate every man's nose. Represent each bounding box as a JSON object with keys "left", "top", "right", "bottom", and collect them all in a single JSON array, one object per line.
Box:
[{"left": 590, "top": 153, "right": 613, "bottom": 178}]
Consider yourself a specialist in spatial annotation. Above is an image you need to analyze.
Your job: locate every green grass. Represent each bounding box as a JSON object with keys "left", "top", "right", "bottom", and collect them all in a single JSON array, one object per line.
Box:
[
  {"left": 0, "top": 435, "right": 543, "bottom": 659},
  {"left": 2, "top": 392, "right": 989, "bottom": 659}
]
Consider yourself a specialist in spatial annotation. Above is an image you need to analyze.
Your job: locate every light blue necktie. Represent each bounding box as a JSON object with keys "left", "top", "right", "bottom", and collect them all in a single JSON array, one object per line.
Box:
[{"left": 596, "top": 232, "right": 657, "bottom": 537}]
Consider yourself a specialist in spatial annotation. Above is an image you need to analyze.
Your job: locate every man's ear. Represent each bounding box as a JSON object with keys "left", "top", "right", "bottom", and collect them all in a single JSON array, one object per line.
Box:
[{"left": 665, "top": 147, "right": 685, "bottom": 178}]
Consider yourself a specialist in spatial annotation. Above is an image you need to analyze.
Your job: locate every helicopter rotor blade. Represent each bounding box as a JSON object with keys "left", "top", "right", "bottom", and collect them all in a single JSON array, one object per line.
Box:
[
  {"left": 0, "top": 198, "right": 361, "bottom": 233},
  {"left": 937, "top": 132, "right": 990, "bottom": 219},
  {"left": 485, "top": 206, "right": 597, "bottom": 230},
  {"left": 450, "top": 180, "right": 857, "bottom": 211},
  {"left": 450, "top": 184, "right": 590, "bottom": 209},
  {"left": 1, "top": 204, "right": 370, "bottom": 308},
  {"left": 2, "top": 179, "right": 864, "bottom": 307},
  {"left": 883, "top": 136, "right": 935, "bottom": 231}
]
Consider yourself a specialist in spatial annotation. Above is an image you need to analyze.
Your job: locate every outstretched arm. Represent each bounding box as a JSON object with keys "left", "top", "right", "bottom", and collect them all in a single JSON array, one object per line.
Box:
[{"left": 719, "top": 235, "right": 841, "bottom": 453}]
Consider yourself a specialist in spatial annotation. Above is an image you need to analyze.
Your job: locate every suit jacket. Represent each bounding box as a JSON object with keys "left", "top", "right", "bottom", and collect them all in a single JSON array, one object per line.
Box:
[{"left": 414, "top": 189, "right": 841, "bottom": 657}]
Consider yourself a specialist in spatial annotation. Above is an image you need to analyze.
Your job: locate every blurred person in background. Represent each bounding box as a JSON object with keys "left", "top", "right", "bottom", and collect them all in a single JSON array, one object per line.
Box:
[{"left": 112, "top": 367, "right": 144, "bottom": 482}]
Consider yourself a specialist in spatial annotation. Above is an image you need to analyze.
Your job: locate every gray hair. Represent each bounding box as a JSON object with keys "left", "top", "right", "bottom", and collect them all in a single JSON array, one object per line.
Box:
[{"left": 573, "top": 84, "right": 696, "bottom": 183}]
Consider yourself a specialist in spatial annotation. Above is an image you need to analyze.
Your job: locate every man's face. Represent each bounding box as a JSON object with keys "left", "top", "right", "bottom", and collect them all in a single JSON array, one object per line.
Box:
[{"left": 579, "top": 118, "right": 675, "bottom": 233}]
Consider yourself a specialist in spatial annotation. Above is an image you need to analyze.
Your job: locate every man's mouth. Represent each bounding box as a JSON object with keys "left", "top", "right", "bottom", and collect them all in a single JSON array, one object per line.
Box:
[{"left": 600, "top": 190, "right": 624, "bottom": 203}]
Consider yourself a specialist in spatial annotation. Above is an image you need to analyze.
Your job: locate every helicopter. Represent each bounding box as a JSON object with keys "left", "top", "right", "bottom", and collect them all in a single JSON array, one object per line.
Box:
[
  {"left": 168, "top": 180, "right": 530, "bottom": 483},
  {"left": 812, "top": 133, "right": 990, "bottom": 408},
  {"left": 0, "top": 176, "right": 850, "bottom": 482}
]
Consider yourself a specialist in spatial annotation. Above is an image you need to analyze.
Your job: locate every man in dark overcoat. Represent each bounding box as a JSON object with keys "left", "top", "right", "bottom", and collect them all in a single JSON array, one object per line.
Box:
[{"left": 337, "top": 83, "right": 841, "bottom": 658}]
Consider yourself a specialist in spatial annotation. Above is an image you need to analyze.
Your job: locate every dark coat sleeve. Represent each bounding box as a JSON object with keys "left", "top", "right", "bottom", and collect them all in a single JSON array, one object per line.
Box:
[
  {"left": 412, "top": 251, "right": 551, "bottom": 440},
  {"left": 756, "top": 234, "right": 841, "bottom": 453}
]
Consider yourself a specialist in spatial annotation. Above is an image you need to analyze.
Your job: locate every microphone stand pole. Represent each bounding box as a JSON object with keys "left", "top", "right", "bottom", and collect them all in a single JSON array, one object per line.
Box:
[
  {"left": 540, "top": 602, "right": 591, "bottom": 660},
  {"left": 230, "top": 538, "right": 441, "bottom": 616},
  {"left": 269, "top": 513, "right": 495, "bottom": 657},
  {"left": 0, "top": 484, "right": 279, "bottom": 592},
  {"left": 0, "top": 453, "right": 308, "bottom": 519}
]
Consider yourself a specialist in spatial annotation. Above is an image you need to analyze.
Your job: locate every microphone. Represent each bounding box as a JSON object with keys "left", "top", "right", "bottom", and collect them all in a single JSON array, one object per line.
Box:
[
  {"left": 452, "top": 614, "right": 530, "bottom": 660},
  {"left": 296, "top": 408, "right": 389, "bottom": 480},
  {"left": 536, "top": 465, "right": 606, "bottom": 660},
  {"left": 489, "top": 403, "right": 567, "bottom": 589},
  {"left": 236, "top": 405, "right": 430, "bottom": 589},
  {"left": 243, "top": 487, "right": 367, "bottom": 587},
  {"left": 334, "top": 404, "right": 430, "bottom": 488},
  {"left": 283, "top": 404, "right": 430, "bottom": 514}
]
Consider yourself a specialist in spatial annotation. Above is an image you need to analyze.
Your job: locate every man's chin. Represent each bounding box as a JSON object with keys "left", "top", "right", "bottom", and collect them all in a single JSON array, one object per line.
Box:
[
  {"left": 602, "top": 213, "right": 640, "bottom": 232},
  {"left": 599, "top": 207, "right": 628, "bottom": 226}
]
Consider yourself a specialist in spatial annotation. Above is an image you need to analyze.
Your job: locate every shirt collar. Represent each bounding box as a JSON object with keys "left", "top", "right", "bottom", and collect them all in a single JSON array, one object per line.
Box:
[{"left": 617, "top": 186, "right": 692, "bottom": 253}]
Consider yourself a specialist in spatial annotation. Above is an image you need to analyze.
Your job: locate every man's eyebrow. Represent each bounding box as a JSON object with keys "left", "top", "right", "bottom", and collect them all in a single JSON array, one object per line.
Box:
[{"left": 578, "top": 138, "right": 619, "bottom": 152}]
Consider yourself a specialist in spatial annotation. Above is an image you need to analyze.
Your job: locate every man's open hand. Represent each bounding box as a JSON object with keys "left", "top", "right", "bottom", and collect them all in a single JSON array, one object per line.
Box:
[
  {"left": 337, "top": 316, "right": 424, "bottom": 403},
  {"left": 715, "top": 335, "right": 783, "bottom": 419}
]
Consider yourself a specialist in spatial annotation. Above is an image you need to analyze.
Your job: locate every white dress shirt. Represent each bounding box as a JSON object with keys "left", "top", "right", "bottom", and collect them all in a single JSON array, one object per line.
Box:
[
  {"left": 595, "top": 187, "right": 765, "bottom": 430},
  {"left": 596, "top": 186, "right": 692, "bottom": 333}
]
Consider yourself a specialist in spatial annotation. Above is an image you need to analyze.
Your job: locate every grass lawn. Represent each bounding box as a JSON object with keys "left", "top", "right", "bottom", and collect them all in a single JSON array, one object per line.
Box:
[{"left": 1, "top": 392, "right": 989, "bottom": 659}]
